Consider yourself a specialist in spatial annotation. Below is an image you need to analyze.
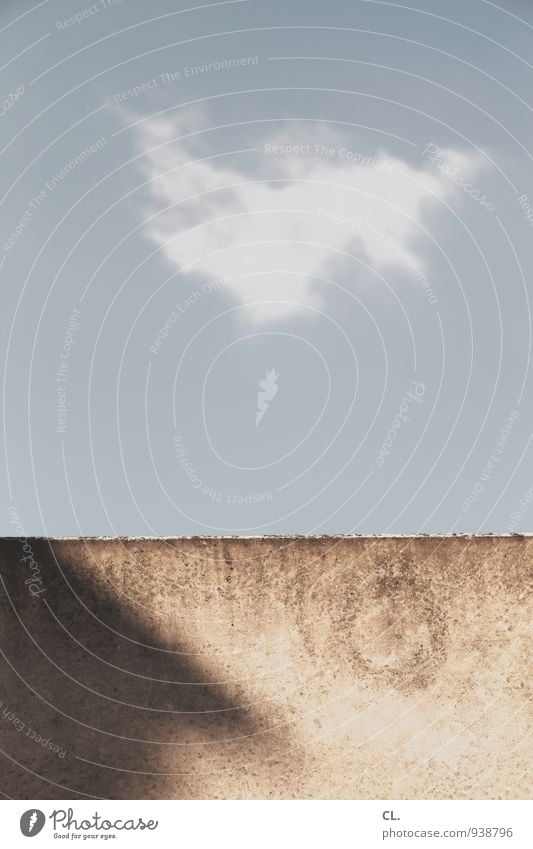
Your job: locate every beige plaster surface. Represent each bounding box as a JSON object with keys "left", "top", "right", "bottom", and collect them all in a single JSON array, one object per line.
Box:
[{"left": 0, "top": 536, "right": 530, "bottom": 799}]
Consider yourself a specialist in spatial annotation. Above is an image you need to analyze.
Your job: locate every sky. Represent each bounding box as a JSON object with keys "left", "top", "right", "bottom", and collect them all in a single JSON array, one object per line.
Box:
[{"left": 1, "top": 0, "right": 533, "bottom": 536}]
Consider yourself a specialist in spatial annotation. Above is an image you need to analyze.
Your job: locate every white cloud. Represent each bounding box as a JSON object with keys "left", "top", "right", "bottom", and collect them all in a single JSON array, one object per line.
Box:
[{"left": 130, "top": 114, "right": 481, "bottom": 323}]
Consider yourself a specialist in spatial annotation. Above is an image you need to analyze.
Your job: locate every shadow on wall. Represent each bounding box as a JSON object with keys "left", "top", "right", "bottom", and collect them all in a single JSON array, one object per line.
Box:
[
  {"left": 0, "top": 535, "right": 531, "bottom": 800},
  {"left": 0, "top": 539, "right": 267, "bottom": 800}
]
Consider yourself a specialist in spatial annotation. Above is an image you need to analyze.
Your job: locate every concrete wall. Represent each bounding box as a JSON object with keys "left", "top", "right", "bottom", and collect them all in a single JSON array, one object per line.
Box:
[{"left": 0, "top": 536, "right": 530, "bottom": 799}]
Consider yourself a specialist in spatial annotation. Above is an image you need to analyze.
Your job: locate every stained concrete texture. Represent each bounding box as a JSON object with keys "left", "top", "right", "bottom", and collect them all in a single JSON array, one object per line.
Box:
[{"left": 0, "top": 536, "right": 531, "bottom": 799}]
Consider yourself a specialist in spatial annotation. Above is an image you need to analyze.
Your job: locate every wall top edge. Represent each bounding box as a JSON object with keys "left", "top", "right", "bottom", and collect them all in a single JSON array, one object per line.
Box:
[{"left": 1, "top": 534, "right": 532, "bottom": 541}]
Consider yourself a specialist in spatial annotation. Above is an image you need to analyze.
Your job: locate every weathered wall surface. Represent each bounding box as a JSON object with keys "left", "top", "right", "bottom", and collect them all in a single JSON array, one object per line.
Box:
[{"left": 0, "top": 536, "right": 531, "bottom": 799}]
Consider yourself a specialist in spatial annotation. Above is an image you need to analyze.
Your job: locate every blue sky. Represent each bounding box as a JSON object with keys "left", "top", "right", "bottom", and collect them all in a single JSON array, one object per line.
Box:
[{"left": 1, "top": 0, "right": 533, "bottom": 535}]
